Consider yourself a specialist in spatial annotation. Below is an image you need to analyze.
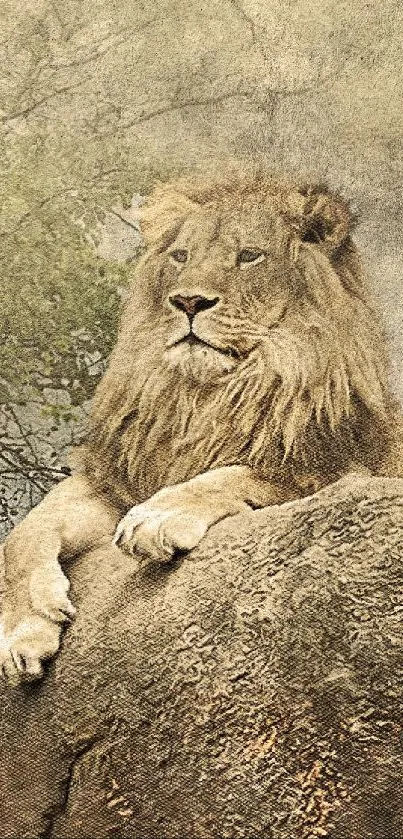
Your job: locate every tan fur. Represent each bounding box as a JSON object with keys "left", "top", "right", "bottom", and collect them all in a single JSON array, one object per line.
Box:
[
  {"left": 1, "top": 172, "right": 402, "bottom": 683},
  {"left": 81, "top": 172, "right": 400, "bottom": 504}
]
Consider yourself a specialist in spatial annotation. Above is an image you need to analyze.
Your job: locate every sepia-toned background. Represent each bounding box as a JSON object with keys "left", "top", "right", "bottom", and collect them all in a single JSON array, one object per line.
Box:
[{"left": 1, "top": 0, "right": 402, "bottom": 534}]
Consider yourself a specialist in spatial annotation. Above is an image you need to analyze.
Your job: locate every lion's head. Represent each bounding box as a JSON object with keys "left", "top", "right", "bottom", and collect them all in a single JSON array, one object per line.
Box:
[{"left": 82, "top": 173, "right": 394, "bottom": 505}]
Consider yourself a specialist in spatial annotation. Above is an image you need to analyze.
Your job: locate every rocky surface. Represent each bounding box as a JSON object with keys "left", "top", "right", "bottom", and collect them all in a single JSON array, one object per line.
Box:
[{"left": 1, "top": 474, "right": 402, "bottom": 839}]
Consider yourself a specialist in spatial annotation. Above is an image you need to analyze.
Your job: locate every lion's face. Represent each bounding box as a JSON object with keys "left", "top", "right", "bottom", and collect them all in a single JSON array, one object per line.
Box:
[
  {"left": 159, "top": 199, "right": 299, "bottom": 381},
  {"left": 134, "top": 178, "right": 356, "bottom": 387}
]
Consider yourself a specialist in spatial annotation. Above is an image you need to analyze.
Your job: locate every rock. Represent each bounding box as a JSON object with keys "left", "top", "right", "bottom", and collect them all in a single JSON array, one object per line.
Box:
[{"left": 1, "top": 473, "right": 402, "bottom": 838}]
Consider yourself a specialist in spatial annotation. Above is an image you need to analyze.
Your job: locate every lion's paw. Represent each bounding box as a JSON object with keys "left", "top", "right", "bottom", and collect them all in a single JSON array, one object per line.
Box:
[
  {"left": 29, "top": 560, "right": 76, "bottom": 624},
  {"left": 114, "top": 503, "right": 209, "bottom": 563},
  {"left": 0, "top": 616, "right": 62, "bottom": 684}
]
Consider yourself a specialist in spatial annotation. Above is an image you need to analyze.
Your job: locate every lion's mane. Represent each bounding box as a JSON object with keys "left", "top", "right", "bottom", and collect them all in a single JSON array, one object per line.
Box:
[{"left": 79, "top": 173, "right": 399, "bottom": 508}]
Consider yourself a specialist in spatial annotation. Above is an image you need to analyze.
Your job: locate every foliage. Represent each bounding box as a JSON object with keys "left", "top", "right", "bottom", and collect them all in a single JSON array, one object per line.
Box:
[{"left": 0, "top": 139, "right": 146, "bottom": 534}]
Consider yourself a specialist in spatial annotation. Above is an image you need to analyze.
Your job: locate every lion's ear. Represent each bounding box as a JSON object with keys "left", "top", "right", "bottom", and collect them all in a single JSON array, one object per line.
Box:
[
  {"left": 287, "top": 186, "right": 353, "bottom": 251},
  {"left": 139, "top": 185, "right": 200, "bottom": 248}
]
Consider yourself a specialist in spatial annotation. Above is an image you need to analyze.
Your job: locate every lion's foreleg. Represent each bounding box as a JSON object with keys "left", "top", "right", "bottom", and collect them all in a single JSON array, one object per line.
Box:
[
  {"left": 114, "top": 466, "right": 297, "bottom": 562},
  {"left": 1, "top": 475, "right": 120, "bottom": 683}
]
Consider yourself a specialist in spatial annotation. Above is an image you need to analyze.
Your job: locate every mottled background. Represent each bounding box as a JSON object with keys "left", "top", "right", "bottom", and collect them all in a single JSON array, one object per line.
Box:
[{"left": 1, "top": 0, "right": 402, "bottom": 533}]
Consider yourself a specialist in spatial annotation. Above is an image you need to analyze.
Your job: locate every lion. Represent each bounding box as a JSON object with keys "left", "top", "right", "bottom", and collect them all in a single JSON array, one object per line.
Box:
[{"left": 1, "top": 172, "right": 402, "bottom": 683}]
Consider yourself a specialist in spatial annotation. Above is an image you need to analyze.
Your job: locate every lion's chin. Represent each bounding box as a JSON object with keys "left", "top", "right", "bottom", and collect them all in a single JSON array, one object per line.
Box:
[{"left": 164, "top": 342, "right": 237, "bottom": 383}]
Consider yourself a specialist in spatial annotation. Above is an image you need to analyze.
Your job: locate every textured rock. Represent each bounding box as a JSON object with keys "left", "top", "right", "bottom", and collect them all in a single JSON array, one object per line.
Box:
[{"left": 1, "top": 474, "right": 403, "bottom": 838}]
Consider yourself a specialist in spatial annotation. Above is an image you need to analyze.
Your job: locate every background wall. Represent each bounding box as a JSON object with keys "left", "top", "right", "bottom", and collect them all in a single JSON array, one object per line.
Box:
[{"left": 0, "top": 0, "right": 402, "bottom": 532}]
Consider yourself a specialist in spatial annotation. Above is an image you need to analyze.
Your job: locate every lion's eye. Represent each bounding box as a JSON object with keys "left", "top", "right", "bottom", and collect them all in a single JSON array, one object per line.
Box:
[
  {"left": 237, "top": 249, "right": 265, "bottom": 266},
  {"left": 169, "top": 249, "right": 188, "bottom": 265}
]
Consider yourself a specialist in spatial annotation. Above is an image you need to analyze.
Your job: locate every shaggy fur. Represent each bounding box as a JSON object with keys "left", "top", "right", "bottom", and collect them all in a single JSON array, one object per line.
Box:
[{"left": 79, "top": 173, "right": 401, "bottom": 508}]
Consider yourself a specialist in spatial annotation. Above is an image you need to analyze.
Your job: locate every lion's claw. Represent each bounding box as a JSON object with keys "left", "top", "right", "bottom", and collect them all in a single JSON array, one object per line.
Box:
[
  {"left": 0, "top": 559, "right": 73, "bottom": 684},
  {"left": 114, "top": 503, "right": 209, "bottom": 563},
  {"left": 0, "top": 616, "right": 61, "bottom": 684}
]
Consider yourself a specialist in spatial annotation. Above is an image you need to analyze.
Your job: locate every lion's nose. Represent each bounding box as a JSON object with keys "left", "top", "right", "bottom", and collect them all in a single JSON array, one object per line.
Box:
[{"left": 169, "top": 294, "right": 219, "bottom": 318}]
